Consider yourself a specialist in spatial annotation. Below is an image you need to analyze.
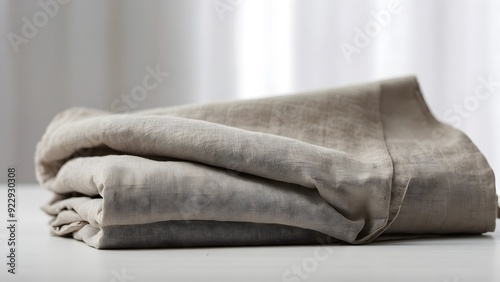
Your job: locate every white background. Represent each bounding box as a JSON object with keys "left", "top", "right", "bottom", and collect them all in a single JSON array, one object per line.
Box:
[{"left": 1, "top": 0, "right": 499, "bottom": 186}]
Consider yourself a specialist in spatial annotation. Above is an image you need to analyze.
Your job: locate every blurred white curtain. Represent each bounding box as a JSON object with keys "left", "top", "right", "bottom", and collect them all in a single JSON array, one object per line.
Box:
[{"left": 1, "top": 0, "right": 500, "bottom": 184}]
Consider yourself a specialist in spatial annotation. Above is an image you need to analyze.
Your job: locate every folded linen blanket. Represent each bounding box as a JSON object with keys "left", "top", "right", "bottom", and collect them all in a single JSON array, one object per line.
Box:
[{"left": 35, "top": 76, "right": 498, "bottom": 249}]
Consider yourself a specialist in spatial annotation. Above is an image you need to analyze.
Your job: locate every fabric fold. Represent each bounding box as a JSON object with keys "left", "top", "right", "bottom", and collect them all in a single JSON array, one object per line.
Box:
[{"left": 35, "top": 76, "right": 497, "bottom": 248}]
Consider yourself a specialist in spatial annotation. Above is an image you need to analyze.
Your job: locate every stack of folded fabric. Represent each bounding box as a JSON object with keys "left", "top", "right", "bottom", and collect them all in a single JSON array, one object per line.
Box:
[{"left": 35, "top": 76, "right": 498, "bottom": 249}]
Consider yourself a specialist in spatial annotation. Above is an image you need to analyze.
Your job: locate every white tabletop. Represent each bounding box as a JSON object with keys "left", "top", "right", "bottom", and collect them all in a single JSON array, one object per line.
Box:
[{"left": 0, "top": 185, "right": 499, "bottom": 282}]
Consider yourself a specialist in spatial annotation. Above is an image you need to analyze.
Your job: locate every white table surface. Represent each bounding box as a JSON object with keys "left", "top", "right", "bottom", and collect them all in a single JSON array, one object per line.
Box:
[{"left": 0, "top": 185, "right": 498, "bottom": 282}]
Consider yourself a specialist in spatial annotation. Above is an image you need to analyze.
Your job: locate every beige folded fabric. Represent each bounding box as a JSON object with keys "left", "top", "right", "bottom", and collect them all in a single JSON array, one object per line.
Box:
[{"left": 35, "top": 76, "right": 498, "bottom": 249}]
